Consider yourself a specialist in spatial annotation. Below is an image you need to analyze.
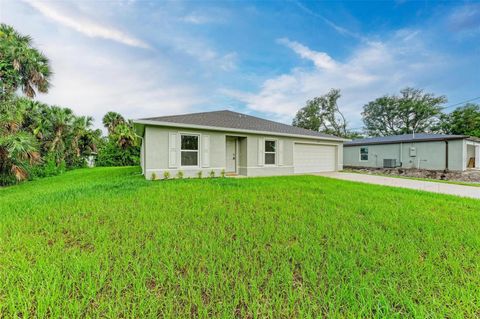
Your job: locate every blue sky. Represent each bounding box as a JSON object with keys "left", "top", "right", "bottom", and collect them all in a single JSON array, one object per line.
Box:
[{"left": 1, "top": 0, "right": 479, "bottom": 130}]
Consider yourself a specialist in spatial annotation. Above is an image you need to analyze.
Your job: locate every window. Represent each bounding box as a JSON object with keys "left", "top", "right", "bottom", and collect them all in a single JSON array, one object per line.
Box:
[
  {"left": 265, "top": 140, "right": 276, "bottom": 165},
  {"left": 360, "top": 147, "right": 368, "bottom": 161},
  {"left": 181, "top": 134, "right": 199, "bottom": 166}
]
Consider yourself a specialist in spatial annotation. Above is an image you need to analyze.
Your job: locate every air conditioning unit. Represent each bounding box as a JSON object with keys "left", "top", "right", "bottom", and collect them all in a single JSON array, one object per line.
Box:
[{"left": 383, "top": 159, "right": 397, "bottom": 168}]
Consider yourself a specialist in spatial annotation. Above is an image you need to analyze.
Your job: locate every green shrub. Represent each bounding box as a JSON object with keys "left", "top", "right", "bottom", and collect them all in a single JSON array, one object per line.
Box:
[
  {"left": 96, "top": 140, "right": 140, "bottom": 167},
  {"left": 151, "top": 172, "right": 157, "bottom": 180},
  {"left": 30, "top": 153, "right": 66, "bottom": 179},
  {"left": 176, "top": 171, "right": 184, "bottom": 179},
  {"left": 197, "top": 171, "right": 203, "bottom": 179},
  {"left": 209, "top": 170, "right": 215, "bottom": 178},
  {"left": 163, "top": 171, "right": 170, "bottom": 180},
  {"left": 220, "top": 169, "right": 226, "bottom": 178}
]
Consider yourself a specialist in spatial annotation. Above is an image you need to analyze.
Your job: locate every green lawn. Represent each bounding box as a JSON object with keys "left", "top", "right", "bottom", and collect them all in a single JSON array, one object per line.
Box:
[{"left": 1, "top": 167, "right": 480, "bottom": 318}]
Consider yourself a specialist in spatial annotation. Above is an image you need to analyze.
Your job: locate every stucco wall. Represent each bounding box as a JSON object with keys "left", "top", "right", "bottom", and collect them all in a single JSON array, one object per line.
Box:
[
  {"left": 344, "top": 139, "right": 465, "bottom": 171},
  {"left": 143, "top": 125, "right": 343, "bottom": 178}
]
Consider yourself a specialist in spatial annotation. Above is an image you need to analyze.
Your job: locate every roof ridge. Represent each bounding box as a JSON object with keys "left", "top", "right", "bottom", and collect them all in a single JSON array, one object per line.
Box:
[{"left": 140, "top": 109, "right": 232, "bottom": 120}]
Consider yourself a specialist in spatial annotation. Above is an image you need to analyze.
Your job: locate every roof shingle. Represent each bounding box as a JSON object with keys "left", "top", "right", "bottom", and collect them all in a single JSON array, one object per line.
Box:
[{"left": 139, "top": 110, "right": 341, "bottom": 139}]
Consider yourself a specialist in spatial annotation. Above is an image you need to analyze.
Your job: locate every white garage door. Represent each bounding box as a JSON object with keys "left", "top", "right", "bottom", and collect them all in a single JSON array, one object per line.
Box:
[{"left": 294, "top": 143, "right": 336, "bottom": 173}]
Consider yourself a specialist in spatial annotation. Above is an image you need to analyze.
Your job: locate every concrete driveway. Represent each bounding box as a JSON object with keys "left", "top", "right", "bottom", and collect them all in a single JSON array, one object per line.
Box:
[{"left": 316, "top": 172, "right": 480, "bottom": 200}]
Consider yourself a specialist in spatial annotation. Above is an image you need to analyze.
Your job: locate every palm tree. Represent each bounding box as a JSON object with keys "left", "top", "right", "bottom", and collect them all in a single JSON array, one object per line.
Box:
[
  {"left": 44, "top": 106, "right": 73, "bottom": 159},
  {"left": 0, "top": 132, "right": 40, "bottom": 181},
  {"left": 102, "top": 111, "right": 125, "bottom": 135},
  {"left": 0, "top": 99, "right": 40, "bottom": 183},
  {"left": 0, "top": 24, "right": 51, "bottom": 99},
  {"left": 71, "top": 115, "right": 94, "bottom": 157},
  {"left": 112, "top": 121, "right": 137, "bottom": 149}
]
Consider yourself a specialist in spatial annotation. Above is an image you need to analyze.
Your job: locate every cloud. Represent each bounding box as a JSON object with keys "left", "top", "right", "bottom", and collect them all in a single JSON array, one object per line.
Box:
[
  {"left": 181, "top": 13, "right": 215, "bottom": 25},
  {"left": 22, "top": 0, "right": 150, "bottom": 49},
  {"left": 228, "top": 31, "right": 446, "bottom": 127},
  {"left": 448, "top": 4, "right": 480, "bottom": 34},
  {"left": 278, "top": 38, "right": 338, "bottom": 70},
  {"left": 36, "top": 40, "right": 203, "bottom": 129},
  {"left": 294, "top": 1, "right": 365, "bottom": 41}
]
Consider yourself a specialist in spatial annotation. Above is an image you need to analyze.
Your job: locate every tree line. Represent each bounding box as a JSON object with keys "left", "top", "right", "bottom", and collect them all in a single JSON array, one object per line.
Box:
[
  {"left": 292, "top": 88, "right": 480, "bottom": 139},
  {"left": 0, "top": 24, "right": 138, "bottom": 186}
]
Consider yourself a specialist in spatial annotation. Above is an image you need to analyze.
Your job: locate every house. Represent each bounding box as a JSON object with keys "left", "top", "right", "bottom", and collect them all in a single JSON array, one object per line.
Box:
[
  {"left": 343, "top": 133, "right": 480, "bottom": 171},
  {"left": 133, "top": 110, "right": 346, "bottom": 179}
]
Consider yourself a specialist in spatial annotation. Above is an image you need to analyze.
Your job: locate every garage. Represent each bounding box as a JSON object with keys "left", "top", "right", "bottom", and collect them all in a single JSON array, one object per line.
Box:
[{"left": 294, "top": 143, "right": 337, "bottom": 173}]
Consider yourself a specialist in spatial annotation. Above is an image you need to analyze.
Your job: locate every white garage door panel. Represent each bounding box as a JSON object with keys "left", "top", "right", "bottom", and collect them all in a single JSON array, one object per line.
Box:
[{"left": 294, "top": 144, "right": 336, "bottom": 173}]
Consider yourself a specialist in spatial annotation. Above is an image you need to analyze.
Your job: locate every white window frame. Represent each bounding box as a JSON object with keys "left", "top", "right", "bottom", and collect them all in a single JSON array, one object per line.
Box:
[
  {"left": 264, "top": 139, "right": 277, "bottom": 166},
  {"left": 359, "top": 147, "right": 369, "bottom": 162},
  {"left": 180, "top": 134, "right": 200, "bottom": 167}
]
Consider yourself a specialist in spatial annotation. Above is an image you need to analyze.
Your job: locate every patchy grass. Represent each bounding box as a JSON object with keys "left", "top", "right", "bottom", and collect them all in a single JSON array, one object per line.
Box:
[{"left": 1, "top": 167, "right": 480, "bottom": 318}]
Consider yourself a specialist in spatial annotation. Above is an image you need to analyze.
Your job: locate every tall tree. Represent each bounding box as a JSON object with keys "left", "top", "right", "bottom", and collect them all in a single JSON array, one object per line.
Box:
[
  {"left": 439, "top": 104, "right": 480, "bottom": 137},
  {"left": 102, "top": 111, "right": 125, "bottom": 135},
  {"left": 0, "top": 97, "right": 40, "bottom": 183},
  {"left": 111, "top": 120, "right": 138, "bottom": 149},
  {"left": 0, "top": 24, "right": 51, "bottom": 99},
  {"left": 44, "top": 106, "right": 74, "bottom": 158},
  {"left": 292, "top": 89, "right": 354, "bottom": 138},
  {"left": 362, "top": 87, "right": 446, "bottom": 136}
]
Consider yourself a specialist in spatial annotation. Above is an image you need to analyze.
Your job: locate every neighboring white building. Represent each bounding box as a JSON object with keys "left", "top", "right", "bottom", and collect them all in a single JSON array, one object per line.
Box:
[{"left": 344, "top": 133, "right": 480, "bottom": 171}]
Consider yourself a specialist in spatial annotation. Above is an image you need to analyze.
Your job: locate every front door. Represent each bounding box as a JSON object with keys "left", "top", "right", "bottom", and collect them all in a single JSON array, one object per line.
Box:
[{"left": 226, "top": 137, "right": 237, "bottom": 173}]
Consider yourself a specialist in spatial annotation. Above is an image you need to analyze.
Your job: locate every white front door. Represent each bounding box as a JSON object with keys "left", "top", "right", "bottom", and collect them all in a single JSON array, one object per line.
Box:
[{"left": 226, "top": 137, "right": 236, "bottom": 172}]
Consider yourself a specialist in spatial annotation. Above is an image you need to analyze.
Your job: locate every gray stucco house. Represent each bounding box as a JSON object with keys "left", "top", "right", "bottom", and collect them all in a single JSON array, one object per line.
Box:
[
  {"left": 133, "top": 110, "right": 346, "bottom": 179},
  {"left": 344, "top": 133, "right": 480, "bottom": 171}
]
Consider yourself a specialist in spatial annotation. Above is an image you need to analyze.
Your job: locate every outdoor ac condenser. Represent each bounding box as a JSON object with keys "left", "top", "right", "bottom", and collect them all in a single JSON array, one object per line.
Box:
[{"left": 383, "top": 159, "right": 397, "bottom": 168}]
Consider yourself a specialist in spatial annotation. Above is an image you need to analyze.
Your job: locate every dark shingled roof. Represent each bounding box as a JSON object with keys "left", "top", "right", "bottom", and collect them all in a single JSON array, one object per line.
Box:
[
  {"left": 345, "top": 133, "right": 468, "bottom": 146},
  {"left": 139, "top": 110, "right": 341, "bottom": 139}
]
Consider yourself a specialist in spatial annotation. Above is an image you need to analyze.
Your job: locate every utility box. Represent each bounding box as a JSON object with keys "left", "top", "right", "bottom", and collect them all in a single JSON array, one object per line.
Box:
[
  {"left": 383, "top": 159, "right": 397, "bottom": 168},
  {"left": 409, "top": 147, "right": 417, "bottom": 157}
]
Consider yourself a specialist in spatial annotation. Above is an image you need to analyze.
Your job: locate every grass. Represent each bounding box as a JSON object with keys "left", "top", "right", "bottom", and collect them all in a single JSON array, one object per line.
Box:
[
  {"left": 343, "top": 169, "right": 480, "bottom": 187},
  {"left": 1, "top": 167, "right": 480, "bottom": 318}
]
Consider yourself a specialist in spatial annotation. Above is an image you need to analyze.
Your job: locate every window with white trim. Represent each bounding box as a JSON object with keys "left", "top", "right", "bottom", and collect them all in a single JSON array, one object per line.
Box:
[
  {"left": 265, "top": 140, "right": 276, "bottom": 165},
  {"left": 360, "top": 147, "right": 369, "bottom": 161},
  {"left": 181, "top": 134, "right": 199, "bottom": 166}
]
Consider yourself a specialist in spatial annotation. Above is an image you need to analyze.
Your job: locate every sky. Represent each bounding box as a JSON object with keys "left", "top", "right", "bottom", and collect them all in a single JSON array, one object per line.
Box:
[{"left": 1, "top": 0, "right": 479, "bottom": 130}]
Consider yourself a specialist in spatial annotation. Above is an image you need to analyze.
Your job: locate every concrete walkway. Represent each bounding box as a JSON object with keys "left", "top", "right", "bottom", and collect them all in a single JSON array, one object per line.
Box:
[{"left": 316, "top": 172, "right": 480, "bottom": 200}]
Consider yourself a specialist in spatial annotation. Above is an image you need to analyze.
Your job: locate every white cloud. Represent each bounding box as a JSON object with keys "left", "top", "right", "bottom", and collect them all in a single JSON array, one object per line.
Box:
[
  {"left": 36, "top": 40, "right": 203, "bottom": 129},
  {"left": 294, "top": 1, "right": 365, "bottom": 41},
  {"left": 278, "top": 38, "right": 338, "bottom": 70},
  {"left": 448, "top": 4, "right": 480, "bottom": 35},
  {"left": 181, "top": 13, "right": 214, "bottom": 25},
  {"left": 22, "top": 0, "right": 150, "bottom": 49},
  {"left": 228, "top": 31, "right": 446, "bottom": 127}
]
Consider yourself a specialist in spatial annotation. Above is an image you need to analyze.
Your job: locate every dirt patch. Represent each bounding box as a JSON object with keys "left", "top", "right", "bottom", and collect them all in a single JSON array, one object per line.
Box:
[{"left": 344, "top": 167, "right": 480, "bottom": 183}]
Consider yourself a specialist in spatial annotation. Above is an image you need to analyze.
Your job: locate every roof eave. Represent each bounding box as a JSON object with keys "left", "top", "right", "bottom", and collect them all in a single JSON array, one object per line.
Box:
[
  {"left": 344, "top": 136, "right": 468, "bottom": 147},
  {"left": 133, "top": 119, "right": 348, "bottom": 142}
]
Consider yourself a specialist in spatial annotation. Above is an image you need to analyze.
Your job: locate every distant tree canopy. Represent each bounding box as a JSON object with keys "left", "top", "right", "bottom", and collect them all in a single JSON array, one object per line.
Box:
[
  {"left": 292, "top": 89, "right": 360, "bottom": 138},
  {"left": 439, "top": 103, "right": 480, "bottom": 138},
  {"left": 362, "top": 88, "right": 446, "bottom": 137}
]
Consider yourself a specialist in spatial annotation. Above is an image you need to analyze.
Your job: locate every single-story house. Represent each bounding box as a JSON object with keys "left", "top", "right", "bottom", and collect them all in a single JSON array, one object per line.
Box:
[
  {"left": 344, "top": 133, "right": 480, "bottom": 171},
  {"left": 133, "top": 110, "right": 346, "bottom": 179}
]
